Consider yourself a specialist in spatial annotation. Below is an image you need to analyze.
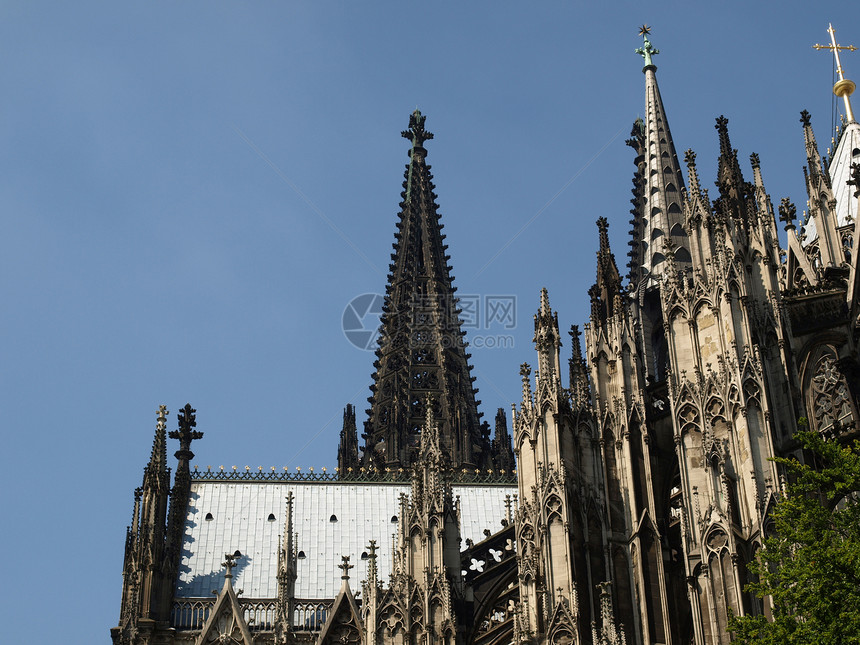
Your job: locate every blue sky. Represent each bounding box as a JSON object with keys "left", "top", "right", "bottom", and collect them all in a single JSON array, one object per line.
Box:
[{"left": 0, "top": 1, "right": 856, "bottom": 641}]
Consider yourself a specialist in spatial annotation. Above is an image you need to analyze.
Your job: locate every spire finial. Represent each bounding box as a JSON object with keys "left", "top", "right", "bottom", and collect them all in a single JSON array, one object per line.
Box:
[
  {"left": 597, "top": 216, "right": 611, "bottom": 254},
  {"left": 779, "top": 197, "right": 797, "bottom": 228},
  {"left": 715, "top": 115, "right": 733, "bottom": 157},
  {"left": 539, "top": 287, "right": 551, "bottom": 315},
  {"left": 222, "top": 550, "right": 242, "bottom": 579},
  {"left": 813, "top": 24, "right": 856, "bottom": 122},
  {"left": 150, "top": 405, "right": 169, "bottom": 467},
  {"left": 339, "top": 555, "right": 354, "bottom": 581},
  {"left": 169, "top": 403, "right": 203, "bottom": 463},
  {"left": 636, "top": 25, "right": 659, "bottom": 70},
  {"left": 156, "top": 404, "right": 168, "bottom": 431},
  {"left": 401, "top": 109, "right": 434, "bottom": 150}
]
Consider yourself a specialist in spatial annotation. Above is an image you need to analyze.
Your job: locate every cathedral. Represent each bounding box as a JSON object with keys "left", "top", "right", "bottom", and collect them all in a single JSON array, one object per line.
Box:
[{"left": 112, "top": 26, "right": 860, "bottom": 645}]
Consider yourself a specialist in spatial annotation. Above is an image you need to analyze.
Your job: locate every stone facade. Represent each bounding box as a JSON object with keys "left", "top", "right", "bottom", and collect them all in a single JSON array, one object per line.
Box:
[{"left": 112, "top": 30, "right": 860, "bottom": 645}]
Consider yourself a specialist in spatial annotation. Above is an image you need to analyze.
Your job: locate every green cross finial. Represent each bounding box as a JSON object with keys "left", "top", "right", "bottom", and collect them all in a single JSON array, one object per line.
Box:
[
  {"left": 401, "top": 108, "right": 434, "bottom": 149},
  {"left": 636, "top": 24, "right": 659, "bottom": 69}
]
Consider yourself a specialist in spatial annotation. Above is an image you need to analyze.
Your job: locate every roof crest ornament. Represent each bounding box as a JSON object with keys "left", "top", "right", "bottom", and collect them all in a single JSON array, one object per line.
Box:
[
  {"left": 339, "top": 555, "right": 354, "bottom": 581},
  {"left": 222, "top": 550, "right": 242, "bottom": 581},
  {"left": 635, "top": 24, "right": 659, "bottom": 71},
  {"left": 401, "top": 108, "right": 434, "bottom": 150},
  {"left": 814, "top": 23, "right": 856, "bottom": 122},
  {"left": 401, "top": 108, "right": 434, "bottom": 203},
  {"left": 169, "top": 403, "right": 203, "bottom": 463}
]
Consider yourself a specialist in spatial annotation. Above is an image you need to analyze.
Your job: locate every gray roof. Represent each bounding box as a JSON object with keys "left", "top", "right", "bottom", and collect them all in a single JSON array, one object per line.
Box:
[
  {"left": 802, "top": 121, "right": 859, "bottom": 244},
  {"left": 176, "top": 481, "right": 516, "bottom": 600}
]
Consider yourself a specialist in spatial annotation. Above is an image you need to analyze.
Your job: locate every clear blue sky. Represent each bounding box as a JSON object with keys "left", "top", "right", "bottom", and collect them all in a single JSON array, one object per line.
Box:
[{"left": 0, "top": 1, "right": 855, "bottom": 641}]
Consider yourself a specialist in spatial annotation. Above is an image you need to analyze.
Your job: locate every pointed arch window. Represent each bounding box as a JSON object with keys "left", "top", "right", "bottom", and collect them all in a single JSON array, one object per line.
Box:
[
  {"left": 674, "top": 247, "right": 692, "bottom": 264},
  {"left": 669, "top": 222, "right": 687, "bottom": 238}
]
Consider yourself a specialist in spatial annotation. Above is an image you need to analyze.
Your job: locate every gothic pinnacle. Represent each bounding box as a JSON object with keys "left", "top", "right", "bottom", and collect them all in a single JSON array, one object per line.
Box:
[
  {"left": 362, "top": 110, "right": 489, "bottom": 471},
  {"left": 150, "top": 405, "right": 169, "bottom": 471},
  {"left": 634, "top": 27, "right": 690, "bottom": 278}
]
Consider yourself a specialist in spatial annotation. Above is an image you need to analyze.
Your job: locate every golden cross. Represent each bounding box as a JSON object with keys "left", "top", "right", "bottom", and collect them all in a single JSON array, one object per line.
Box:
[
  {"left": 813, "top": 23, "right": 856, "bottom": 82},
  {"left": 813, "top": 23, "right": 856, "bottom": 122}
]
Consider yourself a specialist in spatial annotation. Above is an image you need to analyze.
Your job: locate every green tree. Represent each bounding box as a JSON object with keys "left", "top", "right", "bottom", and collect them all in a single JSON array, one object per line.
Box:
[{"left": 730, "top": 428, "right": 860, "bottom": 644}]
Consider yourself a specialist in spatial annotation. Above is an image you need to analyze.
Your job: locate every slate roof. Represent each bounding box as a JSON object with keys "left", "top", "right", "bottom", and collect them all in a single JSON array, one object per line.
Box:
[
  {"left": 176, "top": 481, "right": 516, "bottom": 600},
  {"left": 802, "top": 121, "right": 860, "bottom": 244}
]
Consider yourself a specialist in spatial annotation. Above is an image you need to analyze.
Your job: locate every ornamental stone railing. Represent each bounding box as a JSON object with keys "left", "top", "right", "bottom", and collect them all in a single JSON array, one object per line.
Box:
[
  {"left": 190, "top": 464, "right": 517, "bottom": 485},
  {"left": 171, "top": 598, "right": 333, "bottom": 633}
]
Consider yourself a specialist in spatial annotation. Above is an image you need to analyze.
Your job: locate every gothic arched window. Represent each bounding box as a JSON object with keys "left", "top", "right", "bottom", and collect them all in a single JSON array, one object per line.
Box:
[{"left": 810, "top": 353, "right": 856, "bottom": 437}]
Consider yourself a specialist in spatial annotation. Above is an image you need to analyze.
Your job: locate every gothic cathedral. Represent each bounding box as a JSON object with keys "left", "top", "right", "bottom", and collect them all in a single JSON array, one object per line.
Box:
[{"left": 112, "top": 27, "right": 860, "bottom": 645}]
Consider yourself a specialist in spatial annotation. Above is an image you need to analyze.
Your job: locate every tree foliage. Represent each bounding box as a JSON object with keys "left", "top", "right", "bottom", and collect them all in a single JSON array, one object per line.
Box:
[{"left": 730, "top": 429, "right": 860, "bottom": 644}]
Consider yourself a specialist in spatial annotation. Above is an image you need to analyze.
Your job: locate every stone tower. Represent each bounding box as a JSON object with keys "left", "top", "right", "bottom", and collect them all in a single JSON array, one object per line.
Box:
[
  {"left": 512, "top": 289, "right": 624, "bottom": 644},
  {"left": 360, "top": 404, "right": 464, "bottom": 644},
  {"left": 347, "top": 109, "right": 514, "bottom": 471}
]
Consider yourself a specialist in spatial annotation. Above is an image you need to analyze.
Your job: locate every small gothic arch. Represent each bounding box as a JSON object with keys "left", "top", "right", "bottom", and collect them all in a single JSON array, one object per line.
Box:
[
  {"left": 544, "top": 493, "right": 564, "bottom": 524},
  {"left": 705, "top": 396, "right": 727, "bottom": 427},
  {"left": 742, "top": 378, "right": 761, "bottom": 408},
  {"left": 669, "top": 222, "right": 687, "bottom": 237},
  {"left": 678, "top": 402, "right": 701, "bottom": 435},
  {"left": 674, "top": 246, "right": 692, "bottom": 263}
]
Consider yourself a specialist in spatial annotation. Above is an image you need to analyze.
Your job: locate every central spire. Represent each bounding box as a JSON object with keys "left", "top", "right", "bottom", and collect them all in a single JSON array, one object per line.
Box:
[
  {"left": 360, "top": 110, "right": 495, "bottom": 471},
  {"left": 629, "top": 27, "right": 691, "bottom": 284}
]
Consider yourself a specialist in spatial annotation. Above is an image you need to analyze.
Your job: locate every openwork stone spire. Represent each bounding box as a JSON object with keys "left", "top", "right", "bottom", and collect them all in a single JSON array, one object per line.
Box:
[
  {"left": 362, "top": 110, "right": 490, "bottom": 470},
  {"left": 337, "top": 404, "right": 359, "bottom": 472},
  {"left": 589, "top": 217, "right": 623, "bottom": 325},
  {"left": 633, "top": 27, "right": 691, "bottom": 281}
]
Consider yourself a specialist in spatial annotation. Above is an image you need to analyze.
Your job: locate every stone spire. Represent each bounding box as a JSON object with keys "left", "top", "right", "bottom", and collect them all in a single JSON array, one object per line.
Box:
[
  {"left": 713, "top": 115, "right": 754, "bottom": 225},
  {"left": 362, "top": 110, "right": 489, "bottom": 470},
  {"left": 568, "top": 325, "right": 590, "bottom": 409},
  {"left": 492, "top": 407, "right": 516, "bottom": 472},
  {"left": 112, "top": 406, "right": 172, "bottom": 644},
  {"left": 534, "top": 287, "right": 562, "bottom": 391},
  {"left": 589, "top": 217, "right": 623, "bottom": 325},
  {"left": 275, "top": 492, "right": 297, "bottom": 639},
  {"left": 634, "top": 26, "right": 690, "bottom": 280},
  {"left": 337, "top": 404, "right": 359, "bottom": 472},
  {"left": 162, "top": 404, "right": 202, "bottom": 620}
]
